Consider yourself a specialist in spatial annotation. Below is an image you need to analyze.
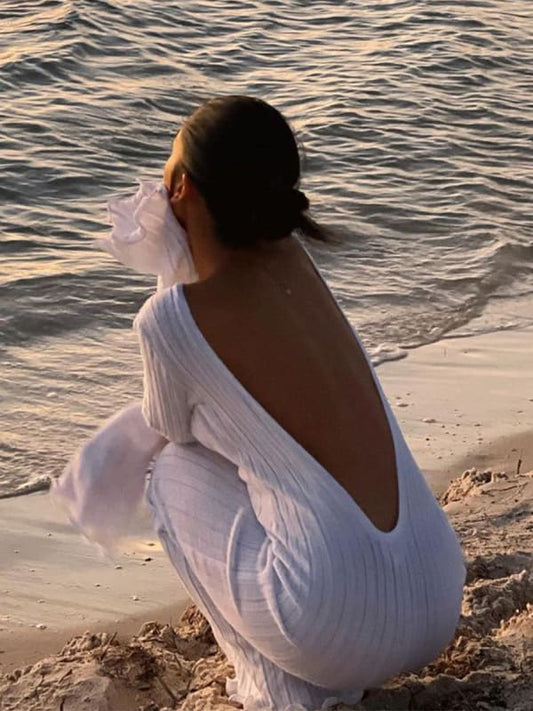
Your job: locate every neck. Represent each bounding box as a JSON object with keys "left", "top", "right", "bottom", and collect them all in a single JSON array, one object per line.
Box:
[
  {"left": 182, "top": 207, "right": 228, "bottom": 281},
  {"left": 176, "top": 200, "right": 295, "bottom": 283}
]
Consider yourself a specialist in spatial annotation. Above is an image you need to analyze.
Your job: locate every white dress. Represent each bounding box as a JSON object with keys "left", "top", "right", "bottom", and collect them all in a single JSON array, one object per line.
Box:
[{"left": 53, "top": 182, "right": 467, "bottom": 711}]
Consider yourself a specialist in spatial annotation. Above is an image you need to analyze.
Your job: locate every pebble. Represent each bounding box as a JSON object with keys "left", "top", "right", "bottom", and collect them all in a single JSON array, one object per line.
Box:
[
  {"left": 422, "top": 417, "right": 437, "bottom": 423},
  {"left": 115, "top": 565, "right": 123, "bottom": 570},
  {"left": 36, "top": 623, "right": 47, "bottom": 630},
  {"left": 397, "top": 402, "right": 409, "bottom": 408},
  {"left": 94, "top": 583, "right": 101, "bottom": 588},
  {"left": 144, "top": 557, "right": 153, "bottom": 562},
  {"left": 132, "top": 595, "right": 139, "bottom": 601},
  {"left": 38, "top": 600, "right": 45, "bottom": 604}
]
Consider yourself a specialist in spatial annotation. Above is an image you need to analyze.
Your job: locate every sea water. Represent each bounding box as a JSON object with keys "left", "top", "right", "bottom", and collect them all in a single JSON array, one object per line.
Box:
[{"left": 1, "top": 0, "right": 532, "bottom": 495}]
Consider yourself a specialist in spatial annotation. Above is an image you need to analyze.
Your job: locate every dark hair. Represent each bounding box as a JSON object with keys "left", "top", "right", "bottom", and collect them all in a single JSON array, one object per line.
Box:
[{"left": 178, "top": 95, "right": 340, "bottom": 249}]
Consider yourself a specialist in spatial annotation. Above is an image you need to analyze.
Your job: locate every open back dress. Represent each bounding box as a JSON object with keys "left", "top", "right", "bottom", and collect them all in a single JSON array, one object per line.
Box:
[
  {"left": 54, "top": 182, "right": 466, "bottom": 711},
  {"left": 135, "top": 279, "right": 466, "bottom": 711}
]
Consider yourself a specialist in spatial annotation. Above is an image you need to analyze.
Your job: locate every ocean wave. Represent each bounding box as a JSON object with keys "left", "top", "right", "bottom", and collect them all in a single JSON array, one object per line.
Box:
[{"left": 0, "top": 475, "right": 51, "bottom": 499}]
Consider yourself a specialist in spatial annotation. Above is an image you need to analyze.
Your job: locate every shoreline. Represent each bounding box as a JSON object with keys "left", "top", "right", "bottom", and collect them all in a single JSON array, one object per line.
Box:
[
  {"left": 2, "top": 457, "right": 532, "bottom": 710},
  {"left": 0, "top": 493, "right": 189, "bottom": 674},
  {"left": 0, "top": 324, "right": 532, "bottom": 684},
  {"left": 379, "top": 325, "right": 533, "bottom": 492}
]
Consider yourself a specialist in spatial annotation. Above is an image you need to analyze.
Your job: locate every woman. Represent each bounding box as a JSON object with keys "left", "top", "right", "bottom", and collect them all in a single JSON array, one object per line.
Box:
[{"left": 58, "top": 96, "right": 466, "bottom": 710}]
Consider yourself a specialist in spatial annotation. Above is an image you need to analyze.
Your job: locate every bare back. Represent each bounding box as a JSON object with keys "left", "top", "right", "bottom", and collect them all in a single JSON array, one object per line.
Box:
[{"left": 183, "top": 238, "right": 399, "bottom": 533}]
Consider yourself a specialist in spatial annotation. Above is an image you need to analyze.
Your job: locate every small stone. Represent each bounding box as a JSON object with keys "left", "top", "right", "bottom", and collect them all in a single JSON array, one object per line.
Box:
[
  {"left": 94, "top": 583, "right": 101, "bottom": 588},
  {"left": 36, "top": 623, "right": 47, "bottom": 630},
  {"left": 38, "top": 600, "right": 45, "bottom": 604},
  {"left": 422, "top": 417, "right": 437, "bottom": 423},
  {"left": 115, "top": 565, "right": 123, "bottom": 570},
  {"left": 47, "top": 533, "right": 53, "bottom": 537},
  {"left": 144, "top": 557, "right": 153, "bottom": 562},
  {"left": 397, "top": 402, "right": 409, "bottom": 408},
  {"left": 132, "top": 595, "right": 139, "bottom": 601}
]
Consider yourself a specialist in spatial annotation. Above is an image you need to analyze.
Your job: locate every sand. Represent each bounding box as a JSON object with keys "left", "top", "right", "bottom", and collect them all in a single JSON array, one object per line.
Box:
[
  {"left": 378, "top": 326, "right": 533, "bottom": 491},
  {"left": 1, "top": 460, "right": 532, "bottom": 711},
  {"left": 0, "top": 494, "right": 189, "bottom": 673},
  {"left": 0, "top": 326, "right": 531, "bottom": 709}
]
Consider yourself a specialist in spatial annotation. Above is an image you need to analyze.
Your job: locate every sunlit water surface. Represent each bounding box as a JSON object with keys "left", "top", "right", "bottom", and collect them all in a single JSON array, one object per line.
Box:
[{"left": 1, "top": 0, "right": 532, "bottom": 495}]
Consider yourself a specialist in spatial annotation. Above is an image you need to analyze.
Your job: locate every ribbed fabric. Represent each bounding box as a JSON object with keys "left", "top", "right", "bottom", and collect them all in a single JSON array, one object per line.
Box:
[{"left": 135, "top": 284, "right": 467, "bottom": 711}]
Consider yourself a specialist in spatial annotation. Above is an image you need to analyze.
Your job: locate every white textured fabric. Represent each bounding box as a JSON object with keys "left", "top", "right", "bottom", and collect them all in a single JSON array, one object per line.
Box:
[
  {"left": 51, "top": 404, "right": 166, "bottom": 551},
  {"left": 135, "top": 283, "right": 467, "bottom": 710},
  {"left": 54, "top": 183, "right": 466, "bottom": 709},
  {"left": 100, "top": 180, "right": 198, "bottom": 289},
  {"left": 52, "top": 181, "right": 195, "bottom": 548}
]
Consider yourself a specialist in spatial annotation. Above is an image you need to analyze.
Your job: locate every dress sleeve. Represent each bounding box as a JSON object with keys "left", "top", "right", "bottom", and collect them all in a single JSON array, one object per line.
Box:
[
  {"left": 135, "top": 289, "right": 196, "bottom": 444},
  {"left": 138, "top": 333, "right": 195, "bottom": 443}
]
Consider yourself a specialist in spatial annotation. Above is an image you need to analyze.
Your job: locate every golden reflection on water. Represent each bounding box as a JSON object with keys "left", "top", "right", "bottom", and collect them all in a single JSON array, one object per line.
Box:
[
  {"left": 1, "top": 253, "right": 106, "bottom": 287},
  {"left": 2, "top": 1, "right": 73, "bottom": 33}
]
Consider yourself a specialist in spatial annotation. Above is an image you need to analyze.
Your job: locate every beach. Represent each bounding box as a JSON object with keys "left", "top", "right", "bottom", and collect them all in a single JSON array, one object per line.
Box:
[
  {"left": 2, "top": 0, "right": 532, "bottom": 707},
  {"left": 1, "top": 325, "right": 532, "bottom": 710}
]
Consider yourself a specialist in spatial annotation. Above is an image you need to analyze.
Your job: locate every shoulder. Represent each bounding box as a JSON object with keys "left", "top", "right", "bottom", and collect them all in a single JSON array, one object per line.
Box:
[
  {"left": 133, "top": 284, "right": 190, "bottom": 361},
  {"left": 134, "top": 284, "right": 182, "bottom": 333}
]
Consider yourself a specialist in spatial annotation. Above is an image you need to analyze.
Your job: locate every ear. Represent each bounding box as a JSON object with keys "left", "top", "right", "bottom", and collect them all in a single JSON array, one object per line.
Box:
[
  {"left": 170, "top": 171, "right": 196, "bottom": 204},
  {"left": 168, "top": 172, "right": 196, "bottom": 228}
]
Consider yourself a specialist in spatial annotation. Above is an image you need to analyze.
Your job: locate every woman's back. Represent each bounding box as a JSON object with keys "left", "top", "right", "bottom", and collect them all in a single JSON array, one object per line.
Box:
[
  {"left": 138, "top": 257, "right": 466, "bottom": 692},
  {"left": 183, "top": 235, "right": 399, "bottom": 533}
]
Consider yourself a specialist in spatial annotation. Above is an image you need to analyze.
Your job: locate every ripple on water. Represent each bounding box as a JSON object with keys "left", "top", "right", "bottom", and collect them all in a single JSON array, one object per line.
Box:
[{"left": 0, "top": 0, "right": 532, "bottom": 493}]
